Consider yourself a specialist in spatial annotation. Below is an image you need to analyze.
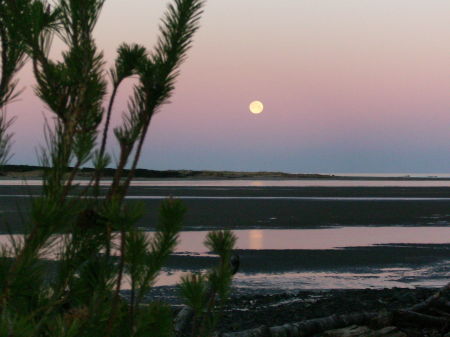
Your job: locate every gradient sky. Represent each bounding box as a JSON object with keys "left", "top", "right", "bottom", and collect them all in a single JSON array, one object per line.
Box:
[{"left": 7, "top": 0, "right": 450, "bottom": 173}]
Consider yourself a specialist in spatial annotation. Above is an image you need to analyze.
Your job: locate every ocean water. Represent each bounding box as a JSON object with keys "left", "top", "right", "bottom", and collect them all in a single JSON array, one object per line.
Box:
[
  {"left": 158, "top": 263, "right": 449, "bottom": 290},
  {"left": 0, "top": 178, "right": 448, "bottom": 290},
  {"left": 173, "top": 227, "right": 450, "bottom": 251},
  {"left": 0, "top": 227, "right": 448, "bottom": 290},
  {"left": 154, "top": 227, "right": 450, "bottom": 289}
]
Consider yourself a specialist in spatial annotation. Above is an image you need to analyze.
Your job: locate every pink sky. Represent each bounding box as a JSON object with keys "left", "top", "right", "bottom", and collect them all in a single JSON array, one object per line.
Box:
[{"left": 8, "top": 0, "right": 450, "bottom": 173}]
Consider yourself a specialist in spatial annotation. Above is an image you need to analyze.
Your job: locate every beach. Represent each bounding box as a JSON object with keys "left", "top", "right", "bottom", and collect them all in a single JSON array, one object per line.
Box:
[
  {"left": 1, "top": 183, "right": 448, "bottom": 287},
  {"left": 1, "top": 181, "right": 449, "bottom": 333},
  {"left": 2, "top": 184, "right": 450, "bottom": 231}
]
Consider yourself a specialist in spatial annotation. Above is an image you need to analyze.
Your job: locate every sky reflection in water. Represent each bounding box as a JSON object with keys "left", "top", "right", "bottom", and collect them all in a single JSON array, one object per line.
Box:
[{"left": 1, "top": 226, "right": 448, "bottom": 290}]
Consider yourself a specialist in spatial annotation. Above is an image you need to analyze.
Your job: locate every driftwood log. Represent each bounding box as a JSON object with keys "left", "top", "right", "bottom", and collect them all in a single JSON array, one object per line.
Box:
[
  {"left": 174, "top": 306, "right": 194, "bottom": 334},
  {"left": 220, "top": 312, "right": 380, "bottom": 337},
  {"left": 215, "top": 282, "right": 450, "bottom": 337},
  {"left": 408, "top": 282, "right": 450, "bottom": 313}
]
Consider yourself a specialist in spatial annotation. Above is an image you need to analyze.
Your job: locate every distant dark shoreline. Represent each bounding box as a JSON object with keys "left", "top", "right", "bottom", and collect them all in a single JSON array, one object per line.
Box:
[{"left": 1, "top": 164, "right": 450, "bottom": 181}]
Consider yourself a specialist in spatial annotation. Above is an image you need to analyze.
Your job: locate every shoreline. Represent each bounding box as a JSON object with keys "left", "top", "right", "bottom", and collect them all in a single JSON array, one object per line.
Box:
[
  {"left": 3, "top": 176, "right": 450, "bottom": 181},
  {"left": 1, "top": 184, "right": 448, "bottom": 313},
  {"left": 216, "top": 287, "right": 442, "bottom": 334},
  {"left": 131, "top": 287, "right": 448, "bottom": 335},
  {"left": 2, "top": 165, "right": 450, "bottom": 181},
  {"left": 166, "top": 244, "right": 450, "bottom": 273}
]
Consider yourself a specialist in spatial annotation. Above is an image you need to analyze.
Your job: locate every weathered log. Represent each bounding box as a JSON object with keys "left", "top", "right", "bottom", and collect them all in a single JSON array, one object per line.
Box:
[
  {"left": 407, "top": 282, "right": 450, "bottom": 313},
  {"left": 219, "top": 282, "right": 450, "bottom": 337},
  {"left": 174, "top": 306, "right": 194, "bottom": 335},
  {"left": 429, "top": 308, "right": 450, "bottom": 318},
  {"left": 322, "top": 325, "right": 407, "bottom": 337},
  {"left": 393, "top": 310, "right": 449, "bottom": 328},
  {"left": 219, "top": 307, "right": 450, "bottom": 337},
  {"left": 220, "top": 312, "right": 378, "bottom": 337},
  {"left": 436, "top": 299, "right": 450, "bottom": 311}
]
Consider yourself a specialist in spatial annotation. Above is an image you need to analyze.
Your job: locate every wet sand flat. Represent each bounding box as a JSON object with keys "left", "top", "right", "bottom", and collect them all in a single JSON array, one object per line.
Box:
[
  {"left": 0, "top": 184, "right": 448, "bottom": 290},
  {"left": 4, "top": 184, "right": 450, "bottom": 197},
  {"left": 1, "top": 185, "right": 450, "bottom": 231},
  {"left": 167, "top": 244, "right": 450, "bottom": 273}
]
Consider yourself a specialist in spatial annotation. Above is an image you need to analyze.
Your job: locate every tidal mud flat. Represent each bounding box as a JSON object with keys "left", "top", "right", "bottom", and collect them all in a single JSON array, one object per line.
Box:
[
  {"left": 1, "top": 184, "right": 449, "bottom": 289},
  {"left": 2, "top": 185, "right": 450, "bottom": 231},
  {"left": 144, "top": 243, "right": 450, "bottom": 300},
  {"left": 166, "top": 244, "right": 450, "bottom": 273},
  {"left": 1, "top": 183, "right": 449, "bottom": 333}
]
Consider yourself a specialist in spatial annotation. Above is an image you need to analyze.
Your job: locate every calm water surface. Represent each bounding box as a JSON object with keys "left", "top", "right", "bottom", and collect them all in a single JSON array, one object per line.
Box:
[
  {"left": 2, "top": 226, "right": 447, "bottom": 252},
  {"left": 1, "top": 227, "right": 448, "bottom": 290},
  {"left": 3, "top": 179, "right": 450, "bottom": 187},
  {"left": 158, "top": 263, "right": 449, "bottom": 290},
  {"left": 155, "top": 227, "right": 450, "bottom": 289},
  {"left": 1, "top": 179, "right": 448, "bottom": 289},
  {"left": 173, "top": 227, "right": 450, "bottom": 252}
]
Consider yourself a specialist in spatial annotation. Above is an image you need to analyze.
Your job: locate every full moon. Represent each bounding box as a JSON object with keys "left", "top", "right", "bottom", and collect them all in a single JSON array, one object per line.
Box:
[{"left": 249, "top": 100, "right": 264, "bottom": 114}]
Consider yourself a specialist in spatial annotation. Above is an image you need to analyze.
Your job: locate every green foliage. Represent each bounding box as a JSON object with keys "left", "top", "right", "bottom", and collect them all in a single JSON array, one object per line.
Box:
[
  {"left": 0, "top": 0, "right": 27, "bottom": 167},
  {"left": 179, "top": 273, "right": 208, "bottom": 314},
  {"left": 0, "top": 0, "right": 28, "bottom": 108},
  {"left": 135, "top": 302, "right": 174, "bottom": 337},
  {"left": 179, "top": 230, "right": 237, "bottom": 336},
  {"left": 111, "top": 43, "right": 148, "bottom": 86},
  {"left": 0, "top": 312, "right": 37, "bottom": 337},
  {"left": 0, "top": 112, "right": 15, "bottom": 166},
  {"left": 205, "top": 230, "right": 237, "bottom": 259},
  {"left": 0, "top": 1, "right": 238, "bottom": 336}
]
